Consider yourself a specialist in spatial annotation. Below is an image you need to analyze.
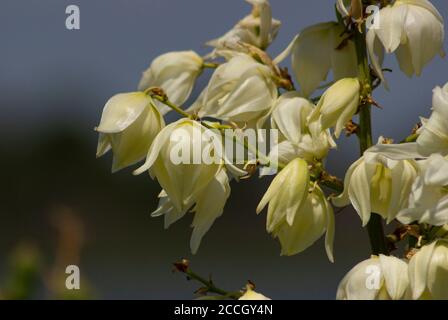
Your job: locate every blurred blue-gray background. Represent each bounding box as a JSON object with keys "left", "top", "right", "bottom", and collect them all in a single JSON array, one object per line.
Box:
[{"left": 0, "top": 0, "right": 446, "bottom": 299}]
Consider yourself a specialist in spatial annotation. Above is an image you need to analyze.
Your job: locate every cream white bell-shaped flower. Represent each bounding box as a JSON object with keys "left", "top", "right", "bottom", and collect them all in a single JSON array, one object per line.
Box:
[
  {"left": 238, "top": 286, "right": 271, "bottom": 300},
  {"left": 207, "top": 0, "right": 280, "bottom": 51},
  {"left": 408, "top": 240, "right": 448, "bottom": 299},
  {"left": 272, "top": 184, "right": 335, "bottom": 261},
  {"left": 269, "top": 92, "right": 336, "bottom": 163},
  {"left": 271, "top": 93, "right": 314, "bottom": 145},
  {"left": 333, "top": 138, "right": 418, "bottom": 226},
  {"left": 134, "top": 119, "right": 223, "bottom": 213},
  {"left": 257, "top": 158, "right": 310, "bottom": 229},
  {"left": 367, "top": 0, "right": 445, "bottom": 83},
  {"left": 337, "top": 255, "right": 410, "bottom": 300},
  {"left": 198, "top": 54, "right": 278, "bottom": 125},
  {"left": 397, "top": 154, "right": 448, "bottom": 226},
  {"left": 364, "top": 82, "right": 448, "bottom": 159},
  {"left": 308, "top": 78, "right": 360, "bottom": 138},
  {"left": 257, "top": 159, "right": 335, "bottom": 261},
  {"left": 275, "top": 22, "right": 358, "bottom": 97},
  {"left": 151, "top": 168, "right": 231, "bottom": 254},
  {"left": 95, "top": 92, "right": 165, "bottom": 172},
  {"left": 416, "top": 82, "right": 448, "bottom": 156},
  {"left": 138, "top": 51, "right": 203, "bottom": 115}
]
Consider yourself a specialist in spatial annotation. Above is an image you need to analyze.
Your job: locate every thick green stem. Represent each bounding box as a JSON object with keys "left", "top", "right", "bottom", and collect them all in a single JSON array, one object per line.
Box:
[
  {"left": 358, "top": 104, "right": 373, "bottom": 152},
  {"left": 354, "top": 25, "right": 389, "bottom": 255},
  {"left": 366, "top": 214, "right": 389, "bottom": 254}
]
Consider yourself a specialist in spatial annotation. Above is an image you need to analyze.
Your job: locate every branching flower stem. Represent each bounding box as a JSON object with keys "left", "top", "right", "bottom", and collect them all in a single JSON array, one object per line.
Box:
[
  {"left": 202, "top": 62, "right": 220, "bottom": 69},
  {"left": 151, "top": 94, "right": 192, "bottom": 118},
  {"left": 354, "top": 23, "right": 389, "bottom": 255},
  {"left": 174, "top": 259, "right": 242, "bottom": 299}
]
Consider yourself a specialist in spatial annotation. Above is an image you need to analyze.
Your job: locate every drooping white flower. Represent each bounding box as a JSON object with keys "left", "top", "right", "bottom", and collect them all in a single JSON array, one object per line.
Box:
[
  {"left": 134, "top": 119, "right": 223, "bottom": 213},
  {"left": 337, "top": 255, "right": 410, "bottom": 300},
  {"left": 95, "top": 92, "right": 165, "bottom": 172},
  {"left": 333, "top": 138, "right": 419, "bottom": 226},
  {"left": 257, "top": 158, "right": 310, "bottom": 228},
  {"left": 397, "top": 154, "right": 448, "bottom": 226},
  {"left": 273, "top": 185, "right": 335, "bottom": 261},
  {"left": 257, "top": 158, "right": 335, "bottom": 261},
  {"left": 198, "top": 54, "right": 278, "bottom": 126},
  {"left": 207, "top": 0, "right": 280, "bottom": 51},
  {"left": 275, "top": 22, "right": 358, "bottom": 98},
  {"left": 268, "top": 92, "right": 336, "bottom": 163},
  {"left": 408, "top": 239, "right": 448, "bottom": 299},
  {"left": 151, "top": 168, "right": 231, "bottom": 254},
  {"left": 239, "top": 286, "right": 271, "bottom": 300},
  {"left": 138, "top": 51, "right": 203, "bottom": 114},
  {"left": 308, "top": 78, "right": 360, "bottom": 138},
  {"left": 367, "top": 0, "right": 445, "bottom": 82}
]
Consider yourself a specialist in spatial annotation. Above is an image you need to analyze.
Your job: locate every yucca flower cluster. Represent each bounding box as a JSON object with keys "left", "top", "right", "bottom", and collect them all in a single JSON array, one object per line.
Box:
[{"left": 95, "top": 0, "right": 447, "bottom": 300}]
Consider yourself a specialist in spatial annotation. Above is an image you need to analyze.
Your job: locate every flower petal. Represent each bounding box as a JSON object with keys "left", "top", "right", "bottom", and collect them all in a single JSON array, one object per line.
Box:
[
  {"left": 379, "top": 254, "right": 409, "bottom": 300},
  {"left": 333, "top": 157, "right": 364, "bottom": 208},
  {"left": 367, "top": 142, "right": 422, "bottom": 160},
  {"left": 348, "top": 162, "right": 372, "bottom": 226},
  {"left": 96, "top": 92, "right": 151, "bottom": 133},
  {"left": 375, "top": 4, "right": 407, "bottom": 53},
  {"left": 96, "top": 133, "right": 111, "bottom": 158},
  {"left": 291, "top": 23, "right": 334, "bottom": 97},
  {"left": 324, "top": 192, "right": 335, "bottom": 263},
  {"left": 409, "top": 241, "right": 436, "bottom": 299},
  {"left": 190, "top": 169, "right": 231, "bottom": 254}
]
